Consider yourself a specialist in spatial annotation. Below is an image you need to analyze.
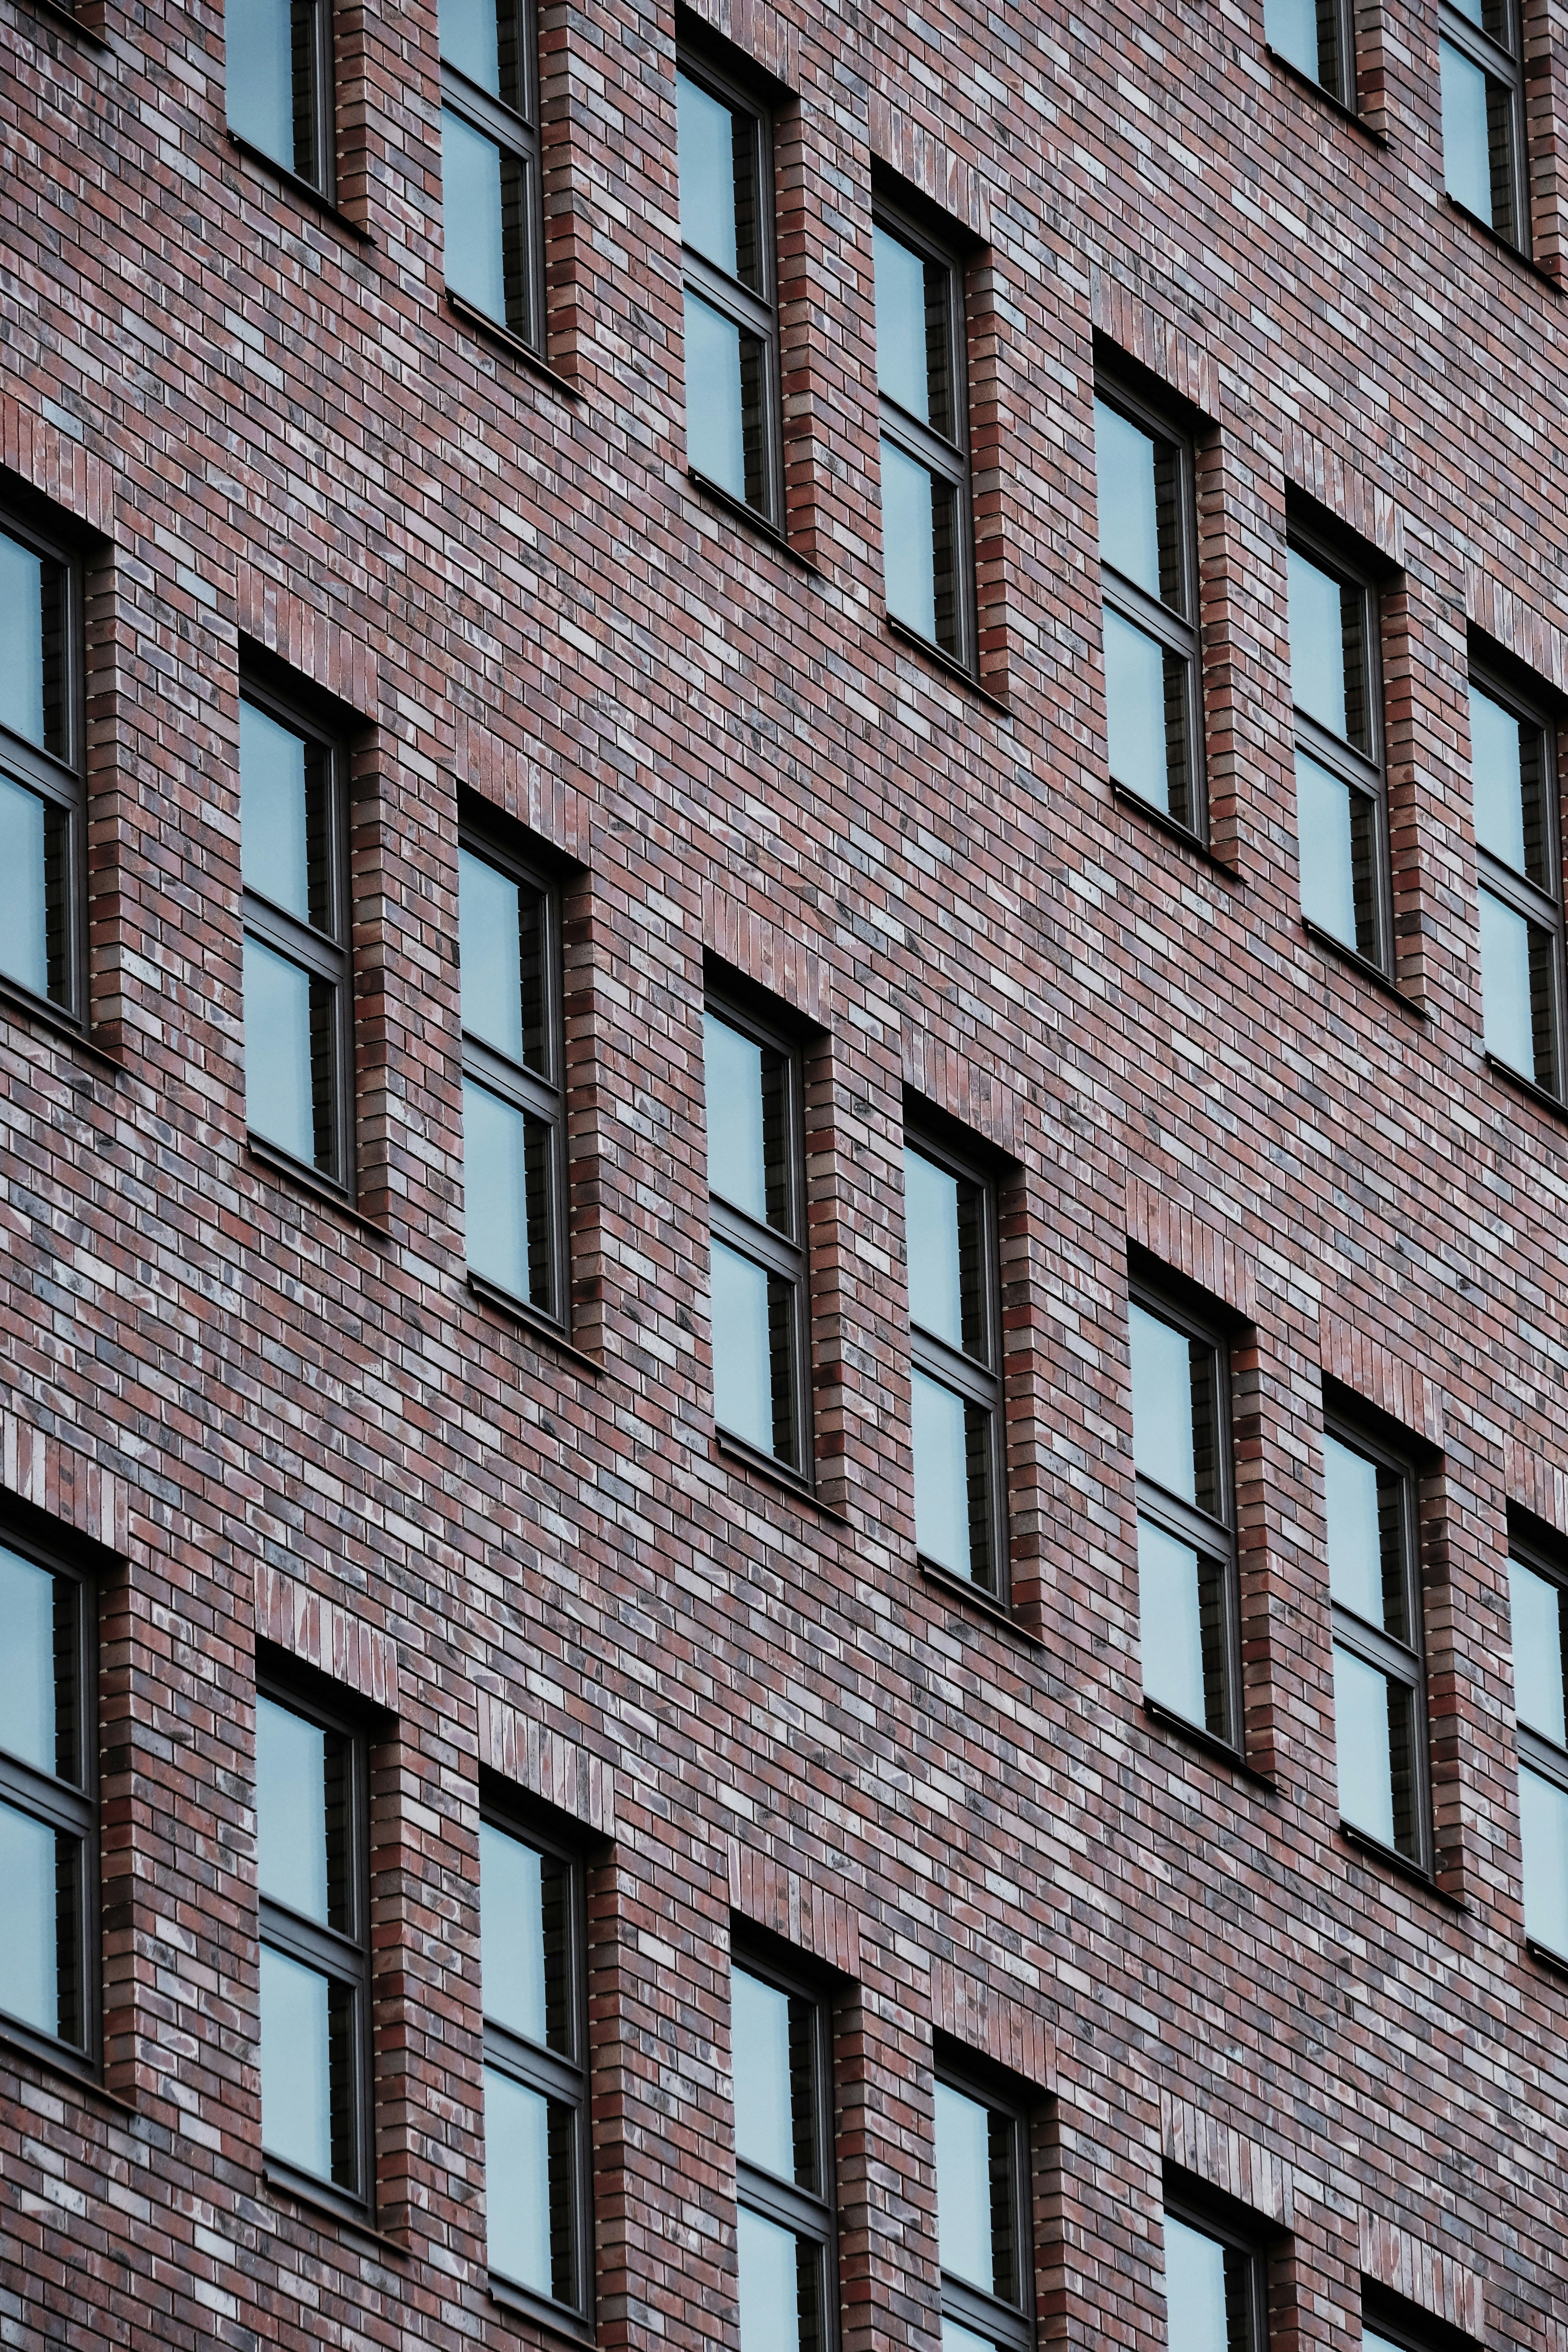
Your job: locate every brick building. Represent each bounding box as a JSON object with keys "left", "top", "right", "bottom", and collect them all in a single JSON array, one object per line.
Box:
[{"left": 5, "top": 0, "right": 1568, "bottom": 2336}]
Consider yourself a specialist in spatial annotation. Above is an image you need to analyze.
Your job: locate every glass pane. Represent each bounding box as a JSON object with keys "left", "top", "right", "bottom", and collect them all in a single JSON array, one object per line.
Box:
[
  {"left": 935, "top": 2082, "right": 1000, "bottom": 2294},
  {"left": 1164, "top": 2214, "right": 1229, "bottom": 2352},
  {"left": 1511, "top": 1559, "right": 1568, "bottom": 1746},
  {"left": 441, "top": 0, "right": 502, "bottom": 96},
  {"left": 875, "top": 224, "right": 945, "bottom": 430},
  {"left": 0, "top": 1798, "right": 65, "bottom": 2037},
  {"left": 464, "top": 1077, "right": 551, "bottom": 1306},
  {"left": 1442, "top": 39, "right": 1495, "bottom": 224},
  {"left": 1295, "top": 746, "right": 1361, "bottom": 948},
  {"left": 486, "top": 2067, "right": 575, "bottom": 2301},
  {"left": 1265, "top": 0, "right": 1321, "bottom": 80},
  {"left": 685, "top": 288, "right": 751, "bottom": 505},
  {"left": 1138, "top": 1517, "right": 1212, "bottom": 1729},
  {"left": 738, "top": 2204, "right": 803, "bottom": 2352},
  {"left": 733, "top": 1964, "right": 815, "bottom": 2185},
  {"left": 460, "top": 849, "right": 528, "bottom": 1064},
  {"left": 0, "top": 527, "right": 46, "bottom": 746},
  {"left": 678, "top": 71, "right": 741, "bottom": 279},
  {"left": 706, "top": 1011, "right": 770, "bottom": 1223},
  {"left": 712, "top": 1239, "right": 777, "bottom": 1455},
  {"left": 259, "top": 1943, "right": 336, "bottom": 2180},
  {"left": 1288, "top": 546, "right": 1354, "bottom": 742},
  {"left": 1104, "top": 606, "right": 1187, "bottom": 819},
  {"left": 444, "top": 108, "right": 509, "bottom": 321},
  {"left": 882, "top": 438, "right": 948, "bottom": 650},
  {"left": 1479, "top": 884, "right": 1539, "bottom": 1076},
  {"left": 912, "top": 1368, "right": 973, "bottom": 1577},
  {"left": 243, "top": 934, "right": 323, "bottom": 1169},
  {"left": 0, "top": 1543, "right": 61, "bottom": 1779},
  {"left": 1470, "top": 681, "right": 1531, "bottom": 875},
  {"left": 1094, "top": 399, "right": 1161, "bottom": 601},
  {"left": 0, "top": 771, "right": 51, "bottom": 1000},
  {"left": 1325, "top": 1434, "right": 1407, "bottom": 1639},
  {"left": 257, "top": 1695, "right": 332, "bottom": 1925},
  {"left": 905, "top": 1147, "right": 964, "bottom": 1350},
  {"left": 481, "top": 1824, "right": 570, "bottom": 2050},
  {"left": 227, "top": 0, "right": 293, "bottom": 165},
  {"left": 1334, "top": 1643, "right": 1400, "bottom": 1849},
  {"left": 1362, "top": 2337, "right": 1402, "bottom": 2352},
  {"left": 1520, "top": 1762, "right": 1568, "bottom": 1953},
  {"left": 1130, "top": 1302, "right": 1200, "bottom": 1505},
  {"left": 240, "top": 699, "right": 314, "bottom": 925},
  {"left": 941, "top": 2327, "right": 998, "bottom": 2352}
]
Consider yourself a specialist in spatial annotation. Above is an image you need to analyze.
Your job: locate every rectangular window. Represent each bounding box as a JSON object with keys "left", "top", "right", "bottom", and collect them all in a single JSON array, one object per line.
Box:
[
  {"left": 226, "top": 0, "right": 335, "bottom": 192},
  {"left": 874, "top": 200, "right": 975, "bottom": 672},
  {"left": 904, "top": 1124, "right": 1007, "bottom": 1600},
  {"left": 256, "top": 1679, "right": 374, "bottom": 2214},
  {"left": 1094, "top": 375, "right": 1204, "bottom": 838},
  {"left": 731, "top": 1950, "right": 837, "bottom": 2352},
  {"left": 1265, "top": 0, "right": 1355, "bottom": 104},
  {"left": 459, "top": 822, "right": 568, "bottom": 1325},
  {"left": 0, "top": 509, "right": 85, "bottom": 1027},
  {"left": 678, "top": 51, "right": 781, "bottom": 527},
  {"left": 481, "top": 1806, "right": 593, "bottom": 2328},
  {"left": 1508, "top": 1538, "right": 1568, "bottom": 1958},
  {"left": 1129, "top": 1279, "right": 1242, "bottom": 1751},
  {"left": 440, "top": 0, "right": 544, "bottom": 348},
  {"left": 704, "top": 991, "right": 812, "bottom": 1483},
  {"left": 0, "top": 1528, "right": 96, "bottom": 2075},
  {"left": 1323, "top": 1419, "right": 1430, "bottom": 1871},
  {"left": 1470, "top": 666, "right": 1564, "bottom": 1098},
  {"left": 1287, "top": 525, "right": 1390, "bottom": 970},
  {"left": 1440, "top": 0, "right": 1527, "bottom": 250},
  {"left": 1161, "top": 2200, "right": 1265, "bottom": 2352},
  {"left": 934, "top": 2062, "right": 1033, "bottom": 2352},
  {"left": 240, "top": 677, "right": 355, "bottom": 1193}
]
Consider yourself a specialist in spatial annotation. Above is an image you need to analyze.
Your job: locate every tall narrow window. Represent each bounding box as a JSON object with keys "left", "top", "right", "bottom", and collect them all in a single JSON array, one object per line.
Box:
[
  {"left": 459, "top": 823, "right": 568, "bottom": 1327},
  {"left": 256, "top": 1681, "right": 373, "bottom": 2215},
  {"left": 934, "top": 2065, "right": 1033, "bottom": 2352},
  {"left": 1440, "top": 0, "right": 1527, "bottom": 250},
  {"left": 481, "top": 1809, "right": 593, "bottom": 2329},
  {"left": 874, "top": 201, "right": 975, "bottom": 672},
  {"left": 1129, "top": 1281, "right": 1241, "bottom": 1751},
  {"left": 0, "top": 510, "right": 84, "bottom": 1027},
  {"left": 226, "top": 0, "right": 335, "bottom": 192},
  {"left": 1161, "top": 2202, "right": 1265, "bottom": 2352},
  {"left": 1324, "top": 1420, "right": 1430, "bottom": 1872},
  {"left": 704, "top": 991, "right": 811, "bottom": 1482},
  {"left": 1508, "top": 1539, "right": 1568, "bottom": 1960},
  {"left": 0, "top": 1531, "right": 95, "bottom": 2076},
  {"left": 1470, "top": 668, "right": 1564, "bottom": 1098},
  {"left": 1287, "top": 527, "right": 1389, "bottom": 970},
  {"left": 1265, "top": 0, "right": 1354, "bottom": 104},
  {"left": 240, "top": 678, "right": 355, "bottom": 1194},
  {"left": 1094, "top": 376, "right": 1204, "bottom": 838},
  {"left": 731, "top": 1951, "right": 837, "bottom": 2352},
  {"left": 440, "top": 0, "right": 544, "bottom": 347},
  {"left": 904, "top": 1125, "right": 1007, "bottom": 1600},
  {"left": 678, "top": 53, "right": 780, "bottom": 526}
]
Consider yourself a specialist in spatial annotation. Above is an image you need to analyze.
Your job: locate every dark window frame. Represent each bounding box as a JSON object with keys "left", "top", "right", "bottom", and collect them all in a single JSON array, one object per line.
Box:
[
  {"left": 730, "top": 1936, "right": 840, "bottom": 2352},
  {"left": 440, "top": 0, "right": 546, "bottom": 350},
  {"left": 227, "top": 0, "right": 338, "bottom": 198},
  {"left": 1162, "top": 2182, "right": 1269, "bottom": 2352},
  {"left": 1439, "top": 0, "right": 1529, "bottom": 254},
  {"left": 1287, "top": 511, "right": 1393, "bottom": 975},
  {"left": 1470, "top": 657, "right": 1566, "bottom": 1100},
  {"left": 1361, "top": 2286, "right": 1479, "bottom": 2352},
  {"left": 1507, "top": 1523, "right": 1568, "bottom": 1959},
  {"left": 1265, "top": 0, "right": 1357, "bottom": 107},
  {"left": 933, "top": 2045, "right": 1036, "bottom": 2352},
  {"left": 0, "top": 500, "right": 88, "bottom": 1032}
]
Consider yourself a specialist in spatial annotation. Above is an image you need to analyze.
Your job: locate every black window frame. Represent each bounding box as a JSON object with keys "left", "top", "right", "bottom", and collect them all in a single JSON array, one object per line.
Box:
[
  {"left": 1505, "top": 1523, "right": 1568, "bottom": 1962},
  {"left": 1264, "top": 0, "right": 1357, "bottom": 107},
  {"left": 440, "top": 0, "right": 546, "bottom": 351},
  {"left": 225, "top": 0, "right": 338, "bottom": 198},
  {"left": 730, "top": 1936, "right": 839, "bottom": 2352},
  {"left": 1469, "top": 657, "right": 1566, "bottom": 1101},
  {"left": 1161, "top": 2184, "right": 1269, "bottom": 2352},
  {"left": 1439, "top": 0, "right": 1529, "bottom": 254},
  {"left": 1287, "top": 513, "right": 1393, "bottom": 978},
  {"left": 933, "top": 2047, "right": 1035, "bottom": 2352},
  {"left": 0, "top": 499, "right": 88, "bottom": 1035}
]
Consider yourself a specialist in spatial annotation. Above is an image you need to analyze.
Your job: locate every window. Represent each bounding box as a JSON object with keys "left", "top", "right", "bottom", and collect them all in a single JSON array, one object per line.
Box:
[
  {"left": 1470, "top": 666, "right": 1564, "bottom": 1098},
  {"left": 480, "top": 1808, "right": 593, "bottom": 2329},
  {"left": 731, "top": 1950, "right": 837, "bottom": 2352},
  {"left": 240, "top": 676, "right": 355, "bottom": 1193},
  {"left": 440, "top": 0, "right": 544, "bottom": 347},
  {"left": 256, "top": 1680, "right": 374, "bottom": 2213},
  {"left": 1094, "top": 375, "right": 1204, "bottom": 838},
  {"left": 1440, "top": 0, "right": 1527, "bottom": 250},
  {"left": 459, "top": 821, "right": 568, "bottom": 1325},
  {"left": 225, "top": 0, "right": 335, "bottom": 191},
  {"left": 1287, "top": 525, "right": 1389, "bottom": 970},
  {"left": 704, "top": 991, "right": 812, "bottom": 1481},
  {"left": 0, "top": 1530, "right": 96, "bottom": 2075},
  {"left": 1161, "top": 2200, "right": 1265, "bottom": 2352},
  {"left": 874, "top": 200, "right": 975, "bottom": 671},
  {"left": 1323, "top": 1420, "right": 1430, "bottom": 1871},
  {"left": 677, "top": 51, "right": 781, "bottom": 526},
  {"left": 1265, "top": 0, "right": 1354, "bottom": 103},
  {"left": 1508, "top": 1537, "right": 1568, "bottom": 1958},
  {"left": 0, "top": 509, "right": 85, "bottom": 1026},
  {"left": 904, "top": 1124, "right": 1007, "bottom": 1599},
  {"left": 934, "top": 2063, "right": 1033, "bottom": 2352},
  {"left": 1128, "top": 1280, "right": 1241, "bottom": 1751}
]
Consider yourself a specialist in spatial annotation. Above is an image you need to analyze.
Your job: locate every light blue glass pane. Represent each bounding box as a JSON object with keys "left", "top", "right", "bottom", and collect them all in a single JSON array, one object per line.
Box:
[
  {"left": 440, "top": 0, "right": 499, "bottom": 92},
  {"left": 1363, "top": 2337, "right": 1403, "bottom": 2352},
  {"left": 913, "top": 1368, "right": 971, "bottom": 1577},
  {"left": 226, "top": 0, "right": 296, "bottom": 169},
  {"left": 882, "top": 438, "right": 938, "bottom": 644},
  {"left": 941, "top": 2326, "right": 996, "bottom": 2352},
  {"left": 1479, "top": 885, "right": 1536, "bottom": 1073},
  {"left": 460, "top": 849, "right": 526, "bottom": 1062},
  {"left": 0, "top": 528, "right": 45, "bottom": 746},
  {"left": 734, "top": 1966, "right": 795, "bottom": 2181},
  {"left": 481, "top": 1822, "right": 548, "bottom": 2043},
  {"left": 1442, "top": 40, "right": 1494, "bottom": 224},
  {"left": 0, "top": 771, "right": 49, "bottom": 998},
  {"left": 1288, "top": 546, "right": 1349, "bottom": 740},
  {"left": 1296, "top": 748, "right": 1358, "bottom": 946},
  {"left": 1129, "top": 1302, "right": 1196, "bottom": 1502},
  {"left": 1103, "top": 606, "right": 1170, "bottom": 811},
  {"left": 1094, "top": 399, "right": 1161, "bottom": 598},
  {"left": 686, "top": 289, "right": 748, "bottom": 501},
  {"left": 486, "top": 2067, "right": 553, "bottom": 2293},
  {"left": 1520, "top": 1764, "right": 1568, "bottom": 1954},
  {"left": 1325, "top": 1434, "right": 1385, "bottom": 1625},
  {"left": 875, "top": 225, "right": 931, "bottom": 422},
  {"left": 677, "top": 72, "right": 739, "bottom": 276},
  {"left": 0, "top": 1799, "right": 57, "bottom": 2034},
  {"left": 260, "top": 1944, "right": 334, "bottom": 2178},
  {"left": 935, "top": 2080, "right": 993, "bottom": 2290},
  {"left": 240, "top": 699, "right": 311, "bottom": 922},
  {"left": 1334, "top": 1643, "right": 1397, "bottom": 1847},
  {"left": 243, "top": 935, "right": 317, "bottom": 1164},
  {"left": 905, "top": 1147, "right": 963, "bottom": 1349},
  {"left": 1470, "top": 681, "right": 1528, "bottom": 873},
  {"left": 257, "top": 1696, "right": 330, "bottom": 1922},
  {"left": 0, "top": 1544, "right": 56, "bottom": 1777},
  {"left": 713, "top": 1240, "right": 774, "bottom": 1454},
  {"left": 706, "top": 1012, "right": 768, "bottom": 1221},
  {"left": 464, "top": 1077, "right": 531, "bottom": 1297},
  {"left": 444, "top": 108, "right": 508, "bottom": 321},
  {"left": 1265, "top": 0, "right": 1320, "bottom": 78},
  {"left": 1512, "top": 1559, "right": 1567, "bottom": 1746},
  {"left": 1138, "top": 1517, "right": 1208, "bottom": 1724},
  {"left": 1164, "top": 2214, "right": 1229, "bottom": 2352},
  {"left": 738, "top": 2204, "right": 800, "bottom": 2352}
]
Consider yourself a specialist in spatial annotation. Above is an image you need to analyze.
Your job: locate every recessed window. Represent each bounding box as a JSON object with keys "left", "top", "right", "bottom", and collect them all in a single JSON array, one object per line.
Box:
[
  {"left": 0, "top": 511, "right": 85, "bottom": 1026},
  {"left": 0, "top": 1531, "right": 96, "bottom": 2075},
  {"left": 1440, "top": 0, "right": 1527, "bottom": 250},
  {"left": 731, "top": 1951, "right": 837, "bottom": 2352},
  {"left": 481, "top": 1809, "right": 593, "bottom": 2328},
  {"left": 1470, "top": 667, "right": 1564, "bottom": 1098},
  {"left": 1324, "top": 1420, "right": 1430, "bottom": 1871},
  {"left": 678, "top": 52, "right": 781, "bottom": 526},
  {"left": 226, "top": 0, "right": 335, "bottom": 191},
  {"left": 440, "top": 0, "right": 544, "bottom": 346},
  {"left": 256, "top": 1681, "right": 374, "bottom": 2214},
  {"left": 904, "top": 1125, "right": 1007, "bottom": 1599},
  {"left": 459, "top": 823, "right": 568, "bottom": 1325},
  {"left": 934, "top": 2065, "right": 1033, "bottom": 2352},
  {"left": 1129, "top": 1281, "right": 1241, "bottom": 1750},
  {"left": 1508, "top": 1539, "right": 1568, "bottom": 1957},
  {"left": 1287, "top": 527, "right": 1389, "bottom": 969},
  {"left": 1161, "top": 2203, "right": 1265, "bottom": 2352},
  {"left": 1266, "top": 0, "right": 1354, "bottom": 104},
  {"left": 874, "top": 201, "right": 975, "bottom": 671},
  {"left": 1094, "top": 376, "right": 1204, "bottom": 838}
]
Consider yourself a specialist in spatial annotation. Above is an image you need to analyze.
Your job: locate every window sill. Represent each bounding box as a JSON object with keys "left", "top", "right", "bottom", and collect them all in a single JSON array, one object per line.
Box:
[
  {"left": 445, "top": 293, "right": 584, "bottom": 403},
  {"left": 488, "top": 2275, "right": 595, "bottom": 2345},
  {"left": 0, "top": 973, "right": 125, "bottom": 1073},
  {"left": 1301, "top": 919, "right": 1429, "bottom": 1020},
  {"left": 712, "top": 1431, "right": 850, "bottom": 1524},
  {"left": 886, "top": 615, "right": 1011, "bottom": 716},
  {"left": 19, "top": 0, "right": 108, "bottom": 46},
  {"left": 1337, "top": 1821, "right": 1465, "bottom": 1908},
  {"left": 466, "top": 1271, "right": 604, "bottom": 1376},
  {"left": 1265, "top": 45, "right": 1388, "bottom": 144},
  {"left": 245, "top": 1137, "right": 393, "bottom": 1240},
  {"left": 919, "top": 1558, "right": 1045, "bottom": 1650},
  {"left": 1142, "top": 1697, "right": 1276, "bottom": 1788},
  {"left": 1443, "top": 194, "right": 1561, "bottom": 294},
  {"left": 1111, "top": 782, "right": 1241, "bottom": 881},
  {"left": 1485, "top": 1050, "right": 1568, "bottom": 1128},
  {"left": 685, "top": 468, "right": 821, "bottom": 574},
  {"left": 225, "top": 131, "right": 375, "bottom": 246},
  {"left": 263, "top": 2159, "right": 408, "bottom": 2254},
  {"left": 0, "top": 2019, "right": 132, "bottom": 2111},
  {"left": 1524, "top": 1934, "right": 1568, "bottom": 1985}
]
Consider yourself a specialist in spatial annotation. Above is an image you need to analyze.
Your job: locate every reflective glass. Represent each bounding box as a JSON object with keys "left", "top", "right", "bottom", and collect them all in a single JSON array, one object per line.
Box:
[
  {"left": 486, "top": 2069, "right": 572, "bottom": 2299},
  {"left": 1296, "top": 748, "right": 1359, "bottom": 947},
  {"left": 240, "top": 699, "right": 312, "bottom": 924},
  {"left": 0, "top": 1798, "right": 60, "bottom": 2035},
  {"left": 464, "top": 1077, "right": 533, "bottom": 1299},
  {"left": 1470, "top": 682, "right": 1529, "bottom": 874},
  {"left": 1362, "top": 2336, "right": 1402, "bottom": 2352},
  {"left": 0, "top": 528, "right": 45, "bottom": 746},
  {"left": 875, "top": 225, "right": 933, "bottom": 424},
  {"left": 882, "top": 439, "right": 940, "bottom": 646},
  {"left": 1163, "top": 2215, "right": 1229, "bottom": 2352},
  {"left": 1520, "top": 1762, "right": 1568, "bottom": 1954},
  {"left": 706, "top": 1012, "right": 769, "bottom": 1221},
  {"left": 905, "top": 1147, "right": 964, "bottom": 1350},
  {"left": 0, "top": 1543, "right": 57, "bottom": 1779},
  {"left": 460, "top": 850, "right": 527, "bottom": 1063},
  {"left": 441, "top": 0, "right": 501, "bottom": 94},
  {"left": 738, "top": 2204, "right": 802, "bottom": 2352},
  {"left": 1333, "top": 1643, "right": 1397, "bottom": 1847},
  {"left": 257, "top": 1695, "right": 332, "bottom": 1924},
  {"left": 1288, "top": 547, "right": 1350, "bottom": 741},
  {"left": 733, "top": 1965, "right": 797, "bottom": 2181},
  {"left": 1479, "top": 885, "right": 1536, "bottom": 1073},
  {"left": 1103, "top": 606, "right": 1172, "bottom": 812},
  {"left": 935, "top": 2081, "right": 994, "bottom": 2292},
  {"left": 1130, "top": 1302, "right": 1197, "bottom": 1503},
  {"left": 912, "top": 1368, "right": 972, "bottom": 1577},
  {"left": 1325, "top": 1434, "right": 1389, "bottom": 1628},
  {"left": 1138, "top": 1517, "right": 1209, "bottom": 1728},
  {"left": 1095, "top": 399, "right": 1161, "bottom": 600},
  {"left": 1265, "top": 0, "right": 1321, "bottom": 80},
  {"left": 260, "top": 1944, "right": 334, "bottom": 2179},
  {"left": 481, "top": 1823, "right": 553, "bottom": 2047},
  {"left": 712, "top": 1239, "right": 775, "bottom": 1454},
  {"left": 444, "top": 109, "right": 509, "bottom": 321},
  {"left": 1442, "top": 40, "right": 1495, "bottom": 224},
  {"left": 941, "top": 2326, "right": 997, "bottom": 2352},
  {"left": 225, "top": 0, "right": 297, "bottom": 170},
  {"left": 678, "top": 72, "right": 740, "bottom": 278},
  {"left": 1511, "top": 1558, "right": 1567, "bottom": 1747},
  {"left": 686, "top": 289, "right": 749, "bottom": 502},
  {"left": 243, "top": 935, "right": 318, "bottom": 1166},
  {"left": 0, "top": 772, "right": 49, "bottom": 999}
]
